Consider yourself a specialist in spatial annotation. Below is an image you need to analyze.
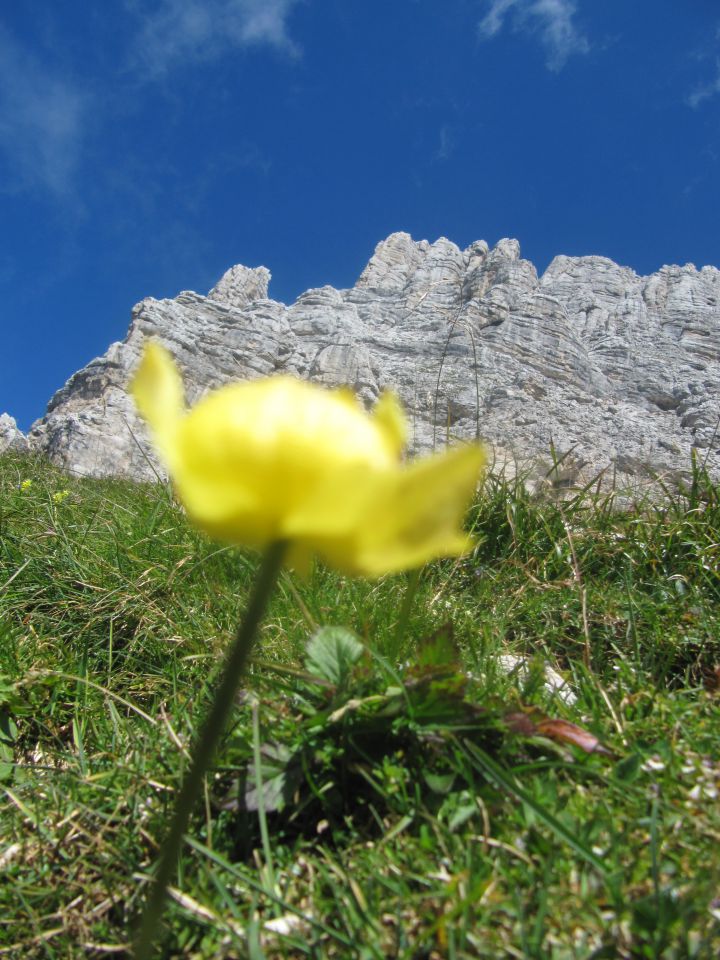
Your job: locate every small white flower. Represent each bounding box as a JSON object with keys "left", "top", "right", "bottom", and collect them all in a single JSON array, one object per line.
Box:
[
  {"left": 641, "top": 756, "right": 666, "bottom": 773},
  {"left": 688, "top": 783, "right": 718, "bottom": 802}
]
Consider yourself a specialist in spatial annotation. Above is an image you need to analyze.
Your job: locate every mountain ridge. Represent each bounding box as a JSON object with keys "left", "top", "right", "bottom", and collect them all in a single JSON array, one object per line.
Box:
[{"left": 2, "top": 232, "right": 718, "bottom": 488}]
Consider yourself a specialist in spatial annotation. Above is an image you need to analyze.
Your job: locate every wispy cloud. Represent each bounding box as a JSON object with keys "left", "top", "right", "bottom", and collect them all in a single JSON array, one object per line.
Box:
[
  {"left": 129, "top": 0, "right": 302, "bottom": 77},
  {"left": 435, "top": 124, "right": 456, "bottom": 162},
  {"left": 687, "top": 59, "right": 720, "bottom": 109},
  {"left": 0, "top": 27, "right": 89, "bottom": 196},
  {"left": 478, "top": 0, "right": 589, "bottom": 72}
]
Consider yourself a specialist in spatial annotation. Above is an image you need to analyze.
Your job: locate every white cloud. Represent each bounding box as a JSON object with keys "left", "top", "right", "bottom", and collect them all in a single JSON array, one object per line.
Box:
[
  {"left": 0, "top": 27, "right": 88, "bottom": 196},
  {"left": 478, "top": 0, "right": 589, "bottom": 71},
  {"left": 130, "top": 0, "right": 302, "bottom": 77},
  {"left": 435, "top": 124, "right": 456, "bottom": 162},
  {"left": 478, "top": 0, "right": 518, "bottom": 38},
  {"left": 687, "top": 59, "right": 720, "bottom": 108}
]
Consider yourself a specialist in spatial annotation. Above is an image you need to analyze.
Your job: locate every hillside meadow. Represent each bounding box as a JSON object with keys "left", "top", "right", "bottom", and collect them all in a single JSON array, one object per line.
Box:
[{"left": 0, "top": 450, "right": 718, "bottom": 958}]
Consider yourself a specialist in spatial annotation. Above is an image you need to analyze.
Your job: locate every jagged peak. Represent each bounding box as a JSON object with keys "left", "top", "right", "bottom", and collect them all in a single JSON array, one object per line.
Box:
[
  {"left": 356, "top": 232, "right": 430, "bottom": 291},
  {"left": 20, "top": 231, "right": 720, "bottom": 486},
  {"left": 207, "top": 264, "right": 271, "bottom": 309},
  {"left": 356, "top": 232, "right": 472, "bottom": 292},
  {"left": 491, "top": 238, "right": 521, "bottom": 260},
  {"left": 542, "top": 253, "right": 639, "bottom": 284},
  {"left": 0, "top": 413, "right": 28, "bottom": 454}
]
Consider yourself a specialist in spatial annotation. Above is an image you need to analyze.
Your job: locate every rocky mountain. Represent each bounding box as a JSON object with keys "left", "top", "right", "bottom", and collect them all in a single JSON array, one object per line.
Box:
[
  {"left": 3, "top": 233, "right": 719, "bottom": 489},
  {"left": 0, "top": 414, "right": 28, "bottom": 455}
]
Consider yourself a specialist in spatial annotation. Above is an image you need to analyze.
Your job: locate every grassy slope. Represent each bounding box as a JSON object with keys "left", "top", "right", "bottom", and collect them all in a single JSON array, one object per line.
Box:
[{"left": 0, "top": 451, "right": 718, "bottom": 959}]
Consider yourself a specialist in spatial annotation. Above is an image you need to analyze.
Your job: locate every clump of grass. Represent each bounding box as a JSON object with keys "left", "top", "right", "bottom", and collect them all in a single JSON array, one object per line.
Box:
[
  {"left": 1, "top": 450, "right": 718, "bottom": 958},
  {"left": 461, "top": 460, "right": 719, "bottom": 686}
]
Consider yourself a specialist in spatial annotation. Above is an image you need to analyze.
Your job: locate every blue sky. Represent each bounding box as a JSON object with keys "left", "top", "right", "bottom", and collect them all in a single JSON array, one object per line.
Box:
[{"left": 2, "top": 0, "right": 719, "bottom": 430}]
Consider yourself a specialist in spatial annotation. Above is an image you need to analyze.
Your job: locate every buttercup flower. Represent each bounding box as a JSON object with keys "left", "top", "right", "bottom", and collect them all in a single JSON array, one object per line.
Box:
[{"left": 131, "top": 341, "right": 485, "bottom": 576}]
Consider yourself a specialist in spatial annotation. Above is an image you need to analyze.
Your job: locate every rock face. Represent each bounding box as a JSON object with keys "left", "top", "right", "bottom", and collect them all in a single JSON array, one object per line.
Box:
[
  {"left": 0, "top": 414, "right": 28, "bottom": 454},
  {"left": 25, "top": 233, "right": 720, "bottom": 487}
]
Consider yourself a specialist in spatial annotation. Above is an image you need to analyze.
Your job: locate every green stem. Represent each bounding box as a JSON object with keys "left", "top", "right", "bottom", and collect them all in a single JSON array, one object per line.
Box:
[
  {"left": 134, "top": 540, "right": 287, "bottom": 959},
  {"left": 252, "top": 699, "right": 276, "bottom": 895},
  {"left": 389, "top": 567, "right": 421, "bottom": 661}
]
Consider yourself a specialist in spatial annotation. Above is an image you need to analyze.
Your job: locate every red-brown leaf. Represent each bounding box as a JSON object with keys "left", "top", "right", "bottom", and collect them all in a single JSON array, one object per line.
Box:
[{"left": 534, "top": 718, "right": 614, "bottom": 756}]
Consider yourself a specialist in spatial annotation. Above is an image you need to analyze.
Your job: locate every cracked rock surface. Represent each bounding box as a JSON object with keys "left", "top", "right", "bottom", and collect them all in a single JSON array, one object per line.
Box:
[
  {"left": 0, "top": 414, "right": 28, "bottom": 455},
  {"left": 23, "top": 233, "right": 720, "bottom": 487}
]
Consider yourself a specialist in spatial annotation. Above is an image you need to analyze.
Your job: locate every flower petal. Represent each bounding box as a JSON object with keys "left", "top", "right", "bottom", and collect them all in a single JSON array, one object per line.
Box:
[
  {"left": 372, "top": 390, "right": 407, "bottom": 457},
  {"left": 166, "top": 375, "right": 399, "bottom": 547},
  {"left": 130, "top": 342, "right": 184, "bottom": 468},
  {"left": 338, "top": 443, "right": 485, "bottom": 576},
  {"left": 130, "top": 343, "right": 486, "bottom": 578}
]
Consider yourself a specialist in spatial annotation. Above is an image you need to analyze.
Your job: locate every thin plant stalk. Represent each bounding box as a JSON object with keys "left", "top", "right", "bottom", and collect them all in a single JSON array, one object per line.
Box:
[
  {"left": 134, "top": 540, "right": 287, "bottom": 959},
  {"left": 389, "top": 567, "right": 421, "bottom": 661},
  {"left": 251, "top": 698, "right": 277, "bottom": 897}
]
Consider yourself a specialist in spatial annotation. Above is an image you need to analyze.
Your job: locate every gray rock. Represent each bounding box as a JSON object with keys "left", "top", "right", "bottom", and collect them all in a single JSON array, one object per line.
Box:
[
  {"left": 208, "top": 264, "right": 271, "bottom": 310},
  {"left": 0, "top": 414, "right": 28, "bottom": 454},
  {"left": 25, "top": 233, "right": 720, "bottom": 487},
  {"left": 496, "top": 655, "right": 578, "bottom": 706}
]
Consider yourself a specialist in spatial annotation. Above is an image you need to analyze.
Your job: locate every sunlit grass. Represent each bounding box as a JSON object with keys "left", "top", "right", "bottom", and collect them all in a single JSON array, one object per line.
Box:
[{"left": 1, "top": 450, "right": 718, "bottom": 958}]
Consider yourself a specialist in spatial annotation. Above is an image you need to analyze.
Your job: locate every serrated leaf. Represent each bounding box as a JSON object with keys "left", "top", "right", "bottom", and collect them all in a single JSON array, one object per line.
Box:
[
  {"left": 405, "top": 673, "right": 473, "bottom": 724},
  {"left": 415, "top": 622, "right": 459, "bottom": 672},
  {"left": 304, "top": 627, "right": 364, "bottom": 687}
]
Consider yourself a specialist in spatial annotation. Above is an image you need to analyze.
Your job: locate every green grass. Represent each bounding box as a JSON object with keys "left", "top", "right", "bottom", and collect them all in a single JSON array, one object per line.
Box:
[{"left": 0, "top": 451, "right": 718, "bottom": 958}]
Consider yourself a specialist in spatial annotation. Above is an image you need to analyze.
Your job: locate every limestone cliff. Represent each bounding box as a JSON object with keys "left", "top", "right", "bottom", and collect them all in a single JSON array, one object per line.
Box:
[
  {"left": 0, "top": 414, "right": 28, "bottom": 454},
  {"left": 16, "top": 233, "right": 720, "bottom": 487}
]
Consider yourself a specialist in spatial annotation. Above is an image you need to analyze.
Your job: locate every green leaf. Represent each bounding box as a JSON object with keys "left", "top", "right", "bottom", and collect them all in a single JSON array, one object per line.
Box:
[
  {"left": 0, "top": 710, "right": 17, "bottom": 742},
  {"left": 448, "top": 803, "right": 478, "bottom": 832},
  {"left": 0, "top": 709, "right": 17, "bottom": 782},
  {"left": 405, "top": 673, "right": 474, "bottom": 724},
  {"left": 0, "top": 743, "right": 13, "bottom": 780},
  {"left": 422, "top": 771, "right": 456, "bottom": 795},
  {"left": 415, "top": 622, "right": 459, "bottom": 671},
  {"left": 304, "top": 627, "right": 364, "bottom": 687},
  {"left": 614, "top": 753, "right": 642, "bottom": 783},
  {"left": 244, "top": 742, "right": 302, "bottom": 813}
]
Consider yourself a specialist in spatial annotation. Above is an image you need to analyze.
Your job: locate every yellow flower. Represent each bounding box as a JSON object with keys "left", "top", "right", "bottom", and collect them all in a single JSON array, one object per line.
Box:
[
  {"left": 20, "top": 479, "right": 32, "bottom": 491},
  {"left": 131, "top": 342, "right": 485, "bottom": 577},
  {"left": 52, "top": 490, "right": 70, "bottom": 504}
]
